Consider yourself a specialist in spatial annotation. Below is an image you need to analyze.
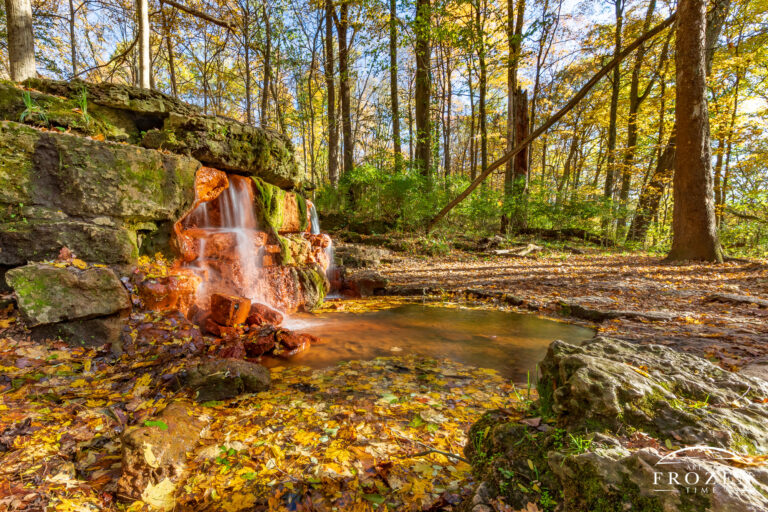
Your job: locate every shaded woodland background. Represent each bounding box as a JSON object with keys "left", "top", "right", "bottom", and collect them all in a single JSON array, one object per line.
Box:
[{"left": 1, "top": 0, "right": 766, "bottom": 255}]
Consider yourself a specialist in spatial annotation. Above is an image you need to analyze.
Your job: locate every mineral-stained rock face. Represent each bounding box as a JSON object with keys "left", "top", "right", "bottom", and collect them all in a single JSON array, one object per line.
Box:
[
  {"left": 465, "top": 338, "right": 768, "bottom": 512},
  {"left": 0, "top": 121, "right": 198, "bottom": 265},
  {"left": 117, "top": 402, "right": 206, "bottom": 506},
  {"left": 6, "top": 263, "right": 130, "bottom": 326}
]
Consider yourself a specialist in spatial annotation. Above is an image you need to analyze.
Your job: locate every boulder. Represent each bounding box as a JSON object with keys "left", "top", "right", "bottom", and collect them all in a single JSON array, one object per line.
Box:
[
  {"left": 117, "top": 402, "right": 206, "bottom": 506},
  {"left": 333, "top": 243, "right": 392, "bottom": 268},
  {"left": 209, "top": 293, "right": 251, "bottom": 326},
  {"left": 539, "top": 338, "right": 768, "bottom": 448},
  {"left": 6, "top": 263, "right": 130, "bottom": 327},
  {"left": 340, "top": 269, "right": 389, "bottom": 297},
  {"left": 182, "top": 358, "right": 271, "bottom": 402},
  {"left": 31, "top": 313, "right": 128, "bottom": 351},
  {"left": 142, "top": 113, "right": 301, "bottom": 189},
  {"left": 465, "top": 338, "right": 768, "bottom": 512},
  {"left": 246, "top": 302, "right": 283, "bottom": 326}
]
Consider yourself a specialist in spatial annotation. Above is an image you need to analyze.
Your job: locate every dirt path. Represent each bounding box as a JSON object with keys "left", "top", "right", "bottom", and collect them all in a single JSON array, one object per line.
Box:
[{"left": 378, "top": 252, "right": 768, "bottom": 371}]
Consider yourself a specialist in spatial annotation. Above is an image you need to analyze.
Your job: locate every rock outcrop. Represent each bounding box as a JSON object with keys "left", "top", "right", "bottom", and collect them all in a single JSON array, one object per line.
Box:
[
  {"left": 0, "top": 120, "right": 198, "bottom": 266},
  {"left": 466, "top": 337, "right": 768, "bottom": 512}
]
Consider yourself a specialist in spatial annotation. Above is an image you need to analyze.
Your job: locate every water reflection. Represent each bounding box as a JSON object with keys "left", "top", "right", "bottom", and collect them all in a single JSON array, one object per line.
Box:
[{"left": 268, "top": 304, "right": 594, "bottom": 381}]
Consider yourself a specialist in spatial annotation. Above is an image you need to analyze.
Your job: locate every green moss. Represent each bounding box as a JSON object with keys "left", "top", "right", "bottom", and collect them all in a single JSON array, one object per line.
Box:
[
  {"left": 7, "top": 271, "right": 52, "bottom": 314},
  {"left": 251, "top": 177, "right": 285, "bottom": 232},
  {"left": 276, "top": 234, "right": 293, "bottom": 265},
  {"left": 296, "top": 192, "right": 308, "bottom": 232}
]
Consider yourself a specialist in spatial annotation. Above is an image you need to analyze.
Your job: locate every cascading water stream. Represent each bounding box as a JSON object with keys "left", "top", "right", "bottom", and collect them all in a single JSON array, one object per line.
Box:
[
  {"left": 185, "top": 175, "right": 266, "bottom": 305},
  {"left": 309, "top": 203, "right": 336, "bottom": 285}
]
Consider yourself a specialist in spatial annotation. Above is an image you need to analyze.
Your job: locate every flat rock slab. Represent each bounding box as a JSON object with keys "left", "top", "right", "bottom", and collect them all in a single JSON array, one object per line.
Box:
[
  {"left": 6, "top": 263, "right": 130, "bottom": 327},
  {"left": 706, "top": 292, "right": 768, "bottom": 308},
  {"left": 558, "top": 300, "right": 677, "bottom": 322}
]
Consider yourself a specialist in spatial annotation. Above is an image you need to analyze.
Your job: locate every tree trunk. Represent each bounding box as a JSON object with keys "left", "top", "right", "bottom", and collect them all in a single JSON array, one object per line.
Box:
[
  {"left": 616, "top": 0, "right": 658, "bottom": 235},
  {"left": 337, "top": 1, "right": 354, "bottom": 178},
  {"left": 628, "top": 0, "right": 730, "bottom": 242},
  {"left": 475, "top": 0, "right": 488, "bottom": 175},
  {"left": 467, "top": 57, "right": 476, "bottom": 180},
  {"left": 666, "top": 0, "right": 722, "bottom": 262},
  {"left": 137, "top": 0, "right": 151, "bottom": 88},
  {"left": 5, "top": 0, "right": 36, "bottom": 82},
  {"left": 389, "top": 0, "right": 402, "bottom": 171},
  {"left": 161, "top": 8, "right": 178, "bottom": 97},
  {"left": 68, "top": 0, "right": 77, "bottom": 77},
  {"left": 504, "top": 0, "right": 525, "bottom": 191},
  {"left": 603, "top": 0, "right": 623, "bottom": 202},
  {"left": 261, "top": 2, "right": 272, "bottom": 128},
  {"left": 324, "top": 0, "right": 339, "bottom": 186},
  {"left": 242, "top": 2, "right": 252, "bottom": 124},
  {"left": 414, "top": 0, "right": 431, "bottom": 178}
]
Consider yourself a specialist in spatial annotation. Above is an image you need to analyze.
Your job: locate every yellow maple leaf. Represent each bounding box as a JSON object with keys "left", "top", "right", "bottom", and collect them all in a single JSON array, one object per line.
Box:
[{"left": 71, "top": 258, "right": 87, "bottom": 270}]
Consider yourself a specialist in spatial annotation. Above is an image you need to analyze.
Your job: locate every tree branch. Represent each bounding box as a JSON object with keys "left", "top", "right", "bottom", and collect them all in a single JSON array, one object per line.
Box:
[
  {"left": 159, "top": 0, "right": 236, "bottom": 30},
  {"left": 426, "top": 12, "right": 677, "bottom": 233}
]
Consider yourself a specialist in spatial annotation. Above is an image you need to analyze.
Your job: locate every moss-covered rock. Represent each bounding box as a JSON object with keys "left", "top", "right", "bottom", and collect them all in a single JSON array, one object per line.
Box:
[
  {"left": 6, "top": 263, "right": 130, "bottom": 326},
  {"left": 464, "top": 338, "right": 768, "bottom": 512},
  {"left": 182, "top": 358, "right": 271, "bottom": 402},
  {"left": 144, "top": 113, "right": 301, "bottom": 189},
  {"left": 0, "top": 121, "right": 199, "bottom": 265}
]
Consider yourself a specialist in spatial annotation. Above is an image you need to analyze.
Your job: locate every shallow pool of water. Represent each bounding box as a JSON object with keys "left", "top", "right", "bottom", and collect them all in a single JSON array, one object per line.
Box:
[{"left": 267, "top": 303, "right": 594, "bottom": 381}]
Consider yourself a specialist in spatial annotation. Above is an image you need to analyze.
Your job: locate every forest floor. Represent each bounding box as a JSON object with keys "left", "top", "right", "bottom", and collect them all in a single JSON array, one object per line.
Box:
[
  {"left": 0, "top": 245, "right": 766, "bottom": 511},
  {"left": 376, "top": 249, "right": 768, "bottom": 371}
]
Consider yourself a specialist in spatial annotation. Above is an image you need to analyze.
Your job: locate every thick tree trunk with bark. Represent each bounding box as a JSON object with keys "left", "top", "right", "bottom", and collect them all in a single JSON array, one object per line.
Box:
[
  {"left": 137, "top": 0, "right": 151, "bottom": 88},
  {"left": 667, "top": 0, "right": 723, "bottom": 262},
  {"left": 5, "top": 0, "right": 36, "bottom": 82},
  {"left": 389, "top": 0, "right": 402, "bottom": 171},
  {"left": 414, "top": 0, "right": 431, "bottom": 178},
  {"left": 337, "top": 2, "right": 354, "bottom": 178},
  {"left": 324, "top": 0, "right": 339, "bottom": 186}
]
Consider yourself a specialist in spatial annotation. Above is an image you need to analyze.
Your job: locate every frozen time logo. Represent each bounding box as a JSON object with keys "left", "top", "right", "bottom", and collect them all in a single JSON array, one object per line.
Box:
[{"left": 652, "top": 446, "right": 738, "bottom": 495}]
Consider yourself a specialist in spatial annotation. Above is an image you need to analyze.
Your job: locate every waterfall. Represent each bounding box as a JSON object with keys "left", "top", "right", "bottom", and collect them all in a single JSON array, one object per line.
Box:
[
  {"left": 309, "top": 203, "right": 321, "bottom": 235},
  {"left": 185, "top": 175, "right": 264, "bottom": 304}
]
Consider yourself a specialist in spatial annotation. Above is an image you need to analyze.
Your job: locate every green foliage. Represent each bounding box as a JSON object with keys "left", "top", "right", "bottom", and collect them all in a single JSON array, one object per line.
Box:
[
  {"left": 19, "top": 91, "right": 48, "bottom": 126},
  {"left": 74, "top": 87, "right": 91, "bottom": 127}
]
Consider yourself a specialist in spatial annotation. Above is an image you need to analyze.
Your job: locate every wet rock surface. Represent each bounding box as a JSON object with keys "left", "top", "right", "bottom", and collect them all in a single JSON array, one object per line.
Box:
[
  {"left": 182, "top": 358, "right": 271, "bottom": 402},
  {"left": 466, "top": 337, "right": 768, "bottom": 512}
]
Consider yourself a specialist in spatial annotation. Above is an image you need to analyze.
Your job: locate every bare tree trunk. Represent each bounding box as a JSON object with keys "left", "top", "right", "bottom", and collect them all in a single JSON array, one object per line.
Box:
[
  {"left": 616, "top": 0, "right": 659, "bottom": 235},
  {"left": 667, "top": 0, "right": 722, "bottom": 262},
  {"left": 241, "top": 2, "right": 252, "bottom": 124},
  {"left": 336, "top": 1, "right": 354, "bottom": 178},
  {"left": 389, "top": 0, "right": 402, "bottom": 171},
  {"left": 324, "top": 0, "right": 339, "bottom": 186},
  {"left": 261, "top": 2, "right": 272, "bottom": 127},
  {"left": 475, "top": 0, "right": 488, "bottom": 175},
  {"left": 467, "top": 56, "right": 477, "bottom": 180},
  {"left": 137, "top": 0, "right": 150, "bottom": 88},
  {"left": 603, "top": 0, "right": 623, "bottom": 203},
  {"left": 162, "top": 7, "right": 178, "bottom": 97},
  {"left": 414, "top": 0, "right": 431, "bottom": 178},
  {"left": 5, "top": 0, "right": 36, "bottom": 82},
  {"left": 68, "top": 0, "right": 78, "bottom": 76}
]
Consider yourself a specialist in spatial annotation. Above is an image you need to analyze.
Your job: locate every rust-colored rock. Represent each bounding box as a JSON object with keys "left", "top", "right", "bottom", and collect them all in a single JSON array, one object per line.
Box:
[
  {"left": 117, "top": 402, "right": 206, "bottom": 503},
  {"left": 244, "top": 329, "right": 277, "bottom": 357},
  {"left": 278, "top": 192, "right": 302, "bottom": 234},
  {"left": 274, "top": 331, "right": 315, "bottom": 358},
  {"left": 137, "top": 270, "right": 201, "bottom": 315},
  {"left": 247, "top": 302, "right": 284, "bottom": 326},
  {"left": 203, "top": 317, "right": 239, "bottom": 338},
  {"left": 209, "top": 293, "right": 251, "bottom": 326},
  {"left": 195, "top": 166, "right": 229, "bottom": 202}
]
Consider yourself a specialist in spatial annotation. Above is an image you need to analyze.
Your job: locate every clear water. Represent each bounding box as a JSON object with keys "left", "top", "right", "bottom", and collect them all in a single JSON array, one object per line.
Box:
[{"left": 271, "top": 304, "right": 595, "bottom": 381}]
